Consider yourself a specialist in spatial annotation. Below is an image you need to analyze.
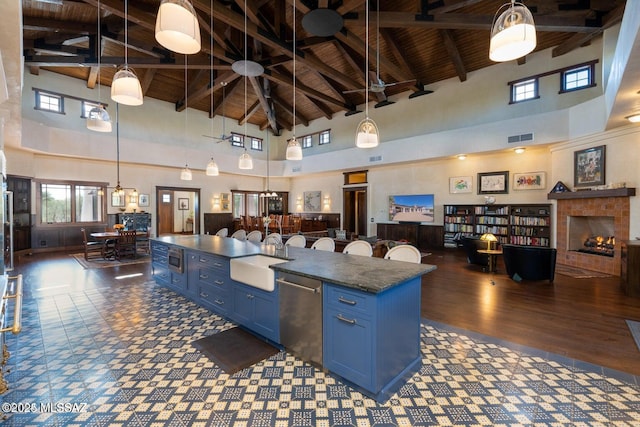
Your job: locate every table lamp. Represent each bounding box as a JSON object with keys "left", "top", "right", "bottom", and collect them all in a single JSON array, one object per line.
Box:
[{"left": 480, "top": 233, "right": 498, "bottom": 250}]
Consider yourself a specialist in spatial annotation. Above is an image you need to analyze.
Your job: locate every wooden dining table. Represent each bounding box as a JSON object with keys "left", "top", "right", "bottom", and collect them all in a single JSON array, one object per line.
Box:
[{"left": 90, "top": 231, "right": 145, "bottom": 260}]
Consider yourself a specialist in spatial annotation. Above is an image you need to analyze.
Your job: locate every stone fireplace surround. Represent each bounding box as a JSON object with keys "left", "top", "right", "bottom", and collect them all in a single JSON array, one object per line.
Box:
[{"left": 550, "top": 188, "right": 634, "bottom": 276}]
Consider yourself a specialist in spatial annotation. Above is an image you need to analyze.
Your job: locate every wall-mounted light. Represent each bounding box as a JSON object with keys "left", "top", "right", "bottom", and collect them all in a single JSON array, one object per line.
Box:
[
  {"left": 626, "top": 114, "right": 640, "bottom": 123},
  {"left": 296, "top": 196, "right": 303, "bottom": 212},
  {"left": 514, "top": 147, "right": 526, "bottom": 154},
  {"left": 457, "top": 154, "right": 467, "bottom": 160},
  {"left": 323, "top": 195, "right": 331, "bottom": 211},
  {"left": 212, "top": 195, "right": 221, "bottom": 211}
]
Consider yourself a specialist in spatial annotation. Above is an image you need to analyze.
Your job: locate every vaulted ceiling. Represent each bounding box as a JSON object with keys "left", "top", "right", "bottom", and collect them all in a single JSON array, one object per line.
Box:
[{"left": 22, "top": 0, "right": 627, "bottom": 137}]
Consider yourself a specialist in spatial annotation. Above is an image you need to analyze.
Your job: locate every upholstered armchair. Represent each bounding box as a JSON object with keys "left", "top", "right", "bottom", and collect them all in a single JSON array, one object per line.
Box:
[{"left": 502, "top": 244, "right": 557, "bottom": 283}]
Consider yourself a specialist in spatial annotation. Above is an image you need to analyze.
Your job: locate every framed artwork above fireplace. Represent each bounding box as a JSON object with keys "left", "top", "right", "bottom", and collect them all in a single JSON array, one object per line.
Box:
[{"left": 574, "top": 145, "right": 605, "bottom": 188}]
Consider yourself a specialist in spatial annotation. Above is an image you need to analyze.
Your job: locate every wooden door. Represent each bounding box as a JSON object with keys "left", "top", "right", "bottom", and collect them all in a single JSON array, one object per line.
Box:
[
  {"left": 157, "top": 189, "right": 174, "bottom": 235},
  {"left": 343, "top": 187, "right": 367, "bottom": 237}
]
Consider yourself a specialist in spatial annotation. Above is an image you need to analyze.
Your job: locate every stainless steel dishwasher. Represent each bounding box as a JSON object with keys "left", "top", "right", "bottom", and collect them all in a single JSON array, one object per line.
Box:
[{"left": 277, "top": 272, "right": 323, "bottom": 366}]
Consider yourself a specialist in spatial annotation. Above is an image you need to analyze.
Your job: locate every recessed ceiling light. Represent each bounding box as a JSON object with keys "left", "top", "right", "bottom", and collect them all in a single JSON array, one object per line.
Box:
[
  {"left": 514, "top": 147, "right": 526, "bottom": 154},
  {"left": 457, "top": 154, "right": 466, "bottom": 160},
  {"left": 626, "top": 114, "right": 640, "bottom": 123}
]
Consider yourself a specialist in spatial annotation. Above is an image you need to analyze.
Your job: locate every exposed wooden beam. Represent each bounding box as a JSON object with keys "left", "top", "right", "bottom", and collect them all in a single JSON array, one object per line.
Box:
[
  {"left": 249, "top": 76, "right": 279, "bottom": 132},
  {"left": 239, "top": 99, "right": 261, "bottom": 125},
  {"left": 263, "top": 68, "right": 351, "bottom": 110},
  {"left": 343, "top": 11, "right": 601, "bottom": 33},
  {"left": 140, "top": 68, "right": 156, "bottom": 95},
  {"left": 87, "top": 66, "right": 99, "bottom": 89},
  {"left": 440, "top": 29, "right": 467, "bottom": 82},
  {"left": 178, "top": 70, "right": 239, "bottom": 111}
]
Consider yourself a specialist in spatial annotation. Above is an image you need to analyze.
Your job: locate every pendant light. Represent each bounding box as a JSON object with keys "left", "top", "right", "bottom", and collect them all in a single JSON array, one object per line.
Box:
[
  {"left": 155, "top": 0, "right": 201, "bottom": 55},
  {"left": 286, "top": 3, "right": 303, "bottom": 161},
  {"left": 87, "top": 0, "right": 112, "bottom": 132},
  {"left": 489, "top": 0, "right": 536, "bottom": 62},
  {"left": 205, "top": 1, "right": 219, "bottom": 176},
  {"left": 238, "top": 0, "right": 253, "bottom": 170},
  {"left": 180, "top": 55, "right": 192, "bottom": 180},
  {"left": 355, "top": 0, "right": 379, "bottom": 148},
  {"left": 111, "top": 0, "right": 143, "bottom": 106}
]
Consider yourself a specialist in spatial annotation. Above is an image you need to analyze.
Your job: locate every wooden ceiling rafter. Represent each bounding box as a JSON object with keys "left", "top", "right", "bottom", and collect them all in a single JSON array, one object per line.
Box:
[{"left": 440, "top": 29, "right": 467, "bottom": 82}]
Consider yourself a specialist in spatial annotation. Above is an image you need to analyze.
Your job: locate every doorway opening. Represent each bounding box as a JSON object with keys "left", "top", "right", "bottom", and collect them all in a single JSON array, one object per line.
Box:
[
  {"left": 343, "top": 186, "right": 368, "bottom": 238},
  {"left": 156, "top": 186, "right": 201, "bottom": 236}
]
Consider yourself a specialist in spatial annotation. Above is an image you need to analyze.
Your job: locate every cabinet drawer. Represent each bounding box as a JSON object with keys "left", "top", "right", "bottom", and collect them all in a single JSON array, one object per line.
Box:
[
  {"left": 196, "top": 266, "right": 230, "bottom": 288},
  {"left": 193, "top": 252, "right": 228, "bottom": 273},
  {"left": 153, "top": 265, "right": 170, "bottom": 284},
  {"left": 198, "top": 284, "right": 230, "bottom": 316},
  {"left": 152, "top": 243, "right": 169, "bottom": 254},
  {"left": 325, "top": 284, "right": 374, "bottom": 315}
]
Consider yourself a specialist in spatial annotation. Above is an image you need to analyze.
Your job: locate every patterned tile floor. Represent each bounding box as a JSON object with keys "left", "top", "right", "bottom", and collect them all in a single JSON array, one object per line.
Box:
[{"left": 2, "top": 279, "right": 640, "bottom": 426}]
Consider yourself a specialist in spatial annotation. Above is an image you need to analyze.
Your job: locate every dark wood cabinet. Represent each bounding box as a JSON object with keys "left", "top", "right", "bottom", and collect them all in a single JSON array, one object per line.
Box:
[
  {"left": 376, "top": 223, "right": 444, "bottom": 250},
  {"left": 7, "top": 176, "right": 31, "bottom": 253},
  {"left": 116, "top": 213, "right": 151, "bottom": 232},
  {"left": 621, "top": 240, "right": 640, "bottom": 296}
]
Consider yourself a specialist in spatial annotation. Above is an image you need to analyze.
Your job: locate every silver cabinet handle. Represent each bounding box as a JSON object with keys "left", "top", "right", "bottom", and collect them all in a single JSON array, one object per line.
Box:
[
  {"left": 214, "top": 280, "right": 224, "bottom": 286},
  {"left": 200, "top": 292, "right": 209, "bottom": 298},
  {"left": 214, "top": 299, "right": 224, "bottom": 305},
  {"left": 276, "top": 278, "right": 320, "bottom": 294},
  {"left": 199, "top": 274, "right": 209, "bottom": 279},
  {"left": 246, "top": 294, "right": 254, "bottom": 299},
  {"left": 336, "top": 314, "right": 356, "bottom": 325},
  {"left": 338, "top": 296, "right": 357, "bottom": 305}
]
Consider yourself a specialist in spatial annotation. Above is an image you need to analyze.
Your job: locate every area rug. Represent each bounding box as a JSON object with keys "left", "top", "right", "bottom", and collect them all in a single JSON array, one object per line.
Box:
[
  {"left": 555, "top": 264, "right": 612, "bottom": 278},
  {"left": 192, "top": 327, "right": 280, "bottom": 375},
  {"left": 71, "top": 253, "right": 150, "bottom": 269},
  {"left": 626, "top": 320, "right": 640, "bottom": 352}
]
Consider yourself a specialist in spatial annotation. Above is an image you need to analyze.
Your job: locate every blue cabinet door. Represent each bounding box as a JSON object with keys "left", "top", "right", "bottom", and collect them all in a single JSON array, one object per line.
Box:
[
  {"left": 231, "top": 284, "right": 253, "bottom": 325},
  {"left": 324, "top": 305, "right": 374, "bottom": 390},
  {"left": 230, "top": 282, "right": 279, "bottom": 343}
]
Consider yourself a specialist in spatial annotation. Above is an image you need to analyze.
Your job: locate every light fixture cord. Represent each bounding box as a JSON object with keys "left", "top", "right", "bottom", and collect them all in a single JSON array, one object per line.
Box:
[
  {"left": 97, "top": 0, "right": 102, "bottom": 102},
  {"left": 210, "top": 0, "right": 215, "bottom": 146},
  {"left": 184, "top": 54, "right": 188, "bottom": 167},
  {"left": 116, "top": 103, "right": 120, "bottom": 185},
  {"left": 124, "top": 0, "right": 128, "bottom": 66},
  {"left": 243, "top": 0, "right": 248, "bottom": 152},
  {"left": 292, "top": 2, "right": 296, "bottom": 136},
  {"left": 365, "top": 0, "right": 369, "bottom": 119}
]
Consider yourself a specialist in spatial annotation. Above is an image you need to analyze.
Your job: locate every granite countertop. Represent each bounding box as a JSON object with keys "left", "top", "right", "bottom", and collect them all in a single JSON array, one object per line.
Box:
[{"left": 152, "top": 235, "right": 436, "bottom": 293}]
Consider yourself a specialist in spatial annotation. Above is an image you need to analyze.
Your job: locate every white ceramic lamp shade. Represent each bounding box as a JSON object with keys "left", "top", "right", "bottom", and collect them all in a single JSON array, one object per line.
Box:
[
  {"left": 238, "top": 151, "right": 253, "bottom": 170},
  {"left": 155, "top": 0, "right": 201, "bottom": 55},
  {"left": 180, "top": 165, "right": 193, "bottom": 180},
  {"left": 489, "top": 2, "right": 536, "bottom": 62},
  {"left": 111, "top": 67, "right": 144, "bottom": 106}
]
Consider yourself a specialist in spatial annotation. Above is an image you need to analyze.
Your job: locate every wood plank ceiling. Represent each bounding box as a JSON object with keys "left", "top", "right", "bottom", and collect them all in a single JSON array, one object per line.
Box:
[{"left": 22, "top": 0, "right": 627, "bottom": 136}]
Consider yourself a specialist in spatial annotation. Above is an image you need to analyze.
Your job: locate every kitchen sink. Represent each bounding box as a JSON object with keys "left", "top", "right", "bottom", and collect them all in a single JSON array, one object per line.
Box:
[{"left": 230, "top": 255, "right": 288, "bottom": 291}]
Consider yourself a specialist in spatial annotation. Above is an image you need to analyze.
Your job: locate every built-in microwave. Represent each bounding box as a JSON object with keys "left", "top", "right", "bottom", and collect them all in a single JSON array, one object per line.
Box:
[{"left": 167, "top": 247, "right": 184, "bottom": 274}]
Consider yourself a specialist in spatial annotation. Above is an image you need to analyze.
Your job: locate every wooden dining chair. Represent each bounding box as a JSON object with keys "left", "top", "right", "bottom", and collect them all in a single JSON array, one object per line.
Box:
[
  {"left": 81, "top": 228, "right": 103, "bottom": 261},
  {"left": 115, "top": 230, "right": 138, "bottom": 260}
]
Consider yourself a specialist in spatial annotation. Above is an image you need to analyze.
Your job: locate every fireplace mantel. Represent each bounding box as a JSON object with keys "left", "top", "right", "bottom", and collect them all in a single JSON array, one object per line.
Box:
[{"left": 548, "top": 188, "right": 635, "bottom": 200}]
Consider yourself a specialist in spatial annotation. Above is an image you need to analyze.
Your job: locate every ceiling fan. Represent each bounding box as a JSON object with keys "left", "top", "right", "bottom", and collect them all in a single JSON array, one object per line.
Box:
[
  {"left": 203, "top": 81, "right": 233, "bottom": 143},
  {"left": 342, "top": 1, "right": 415, "bottom": 99}
]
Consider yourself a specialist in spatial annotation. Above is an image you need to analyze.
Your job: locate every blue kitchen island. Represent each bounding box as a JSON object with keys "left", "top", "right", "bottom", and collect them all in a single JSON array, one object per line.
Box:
[{"left": 151, "top": 234, "right": 435, "bottom": 403}]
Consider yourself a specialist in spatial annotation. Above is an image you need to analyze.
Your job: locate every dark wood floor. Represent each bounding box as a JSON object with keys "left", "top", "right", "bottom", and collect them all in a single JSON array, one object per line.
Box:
[{"left": 12, "top": 247, "right": 640, "bottom": 376}]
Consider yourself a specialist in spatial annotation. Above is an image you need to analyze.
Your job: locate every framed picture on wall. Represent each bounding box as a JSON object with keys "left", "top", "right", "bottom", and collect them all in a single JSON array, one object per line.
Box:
[
  {"left": 513, "top": 172, "right": 546, "bottom": 190},
  {"left": 478, "top": 171, "right": 509, "bottom": 194},
  {"left": 449, "top": 176, "right": 472, "bottom": 193},
  {"left": 178, "top": 198, "right": 189, "bottom": 210},
  {"left": 574, "top": 145, "right": 605, "bottom": 187},
  {"left": 138, "top": 194, "right": 150, "bottom": 207},
  {"left": 304, "top": 191, "right": 321, "bottom": 211},
  {"left": 221, "top": 193, "right": 230, "bottom": 211}
]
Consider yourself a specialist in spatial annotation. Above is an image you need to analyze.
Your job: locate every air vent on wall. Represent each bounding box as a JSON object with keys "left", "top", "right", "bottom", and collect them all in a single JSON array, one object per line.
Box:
[
  {"left": 292, "top": 166, "right": 302, "bottom": 173},
  {"left": 507, "top": 133, "right": 534, "bottom": 144},
  {"left": 369, "top": 155, "right": 383, "bottom": 163}
]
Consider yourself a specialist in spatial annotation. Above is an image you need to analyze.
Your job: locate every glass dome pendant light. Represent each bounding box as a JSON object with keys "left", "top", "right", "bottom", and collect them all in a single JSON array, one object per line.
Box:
[
  {"left": 205, "top": 1, "right": 219, "bottom": 177},
  {"left": 355, "top": 0, "right": 379, "bottom": 148},
  {"left": 111, "top": 0, "right": 144, "bottom": 106},
  {"left": 285, "top": 3, "right": 302, "bottom": 161},
  {"left": 489, "top": 0, "right": 536, "bottom": 62},
  {"left": 87, "top": 0, "right": 112, "bottom": 132},
  {"left": 238, "top": 0, "right": 253, "bottom": 170},
  {"left": 180, "top": 55, "right": 193, "bottom": 181},
  {"left": 155, "top": 0, "right": 201, "bottom": 55}
]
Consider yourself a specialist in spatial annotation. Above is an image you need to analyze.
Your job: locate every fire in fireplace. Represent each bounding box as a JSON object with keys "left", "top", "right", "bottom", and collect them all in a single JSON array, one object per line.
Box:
[
  {"left": 567, "top": 215, "right": 615, "bottom": 258},
  {"left": 581, "top": 235, "right": 615, "bottom": 257}
]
